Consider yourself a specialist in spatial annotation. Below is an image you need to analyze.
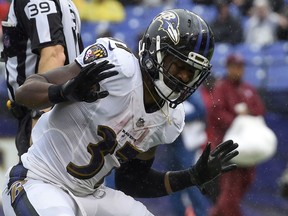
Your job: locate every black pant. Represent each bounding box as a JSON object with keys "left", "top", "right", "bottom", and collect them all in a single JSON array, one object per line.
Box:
[
  {"left": 15, "top": 112, "right": 32, "bottom": 157},
  {"left": 8, "top": 101, "right": 32, "bottom": 158}
]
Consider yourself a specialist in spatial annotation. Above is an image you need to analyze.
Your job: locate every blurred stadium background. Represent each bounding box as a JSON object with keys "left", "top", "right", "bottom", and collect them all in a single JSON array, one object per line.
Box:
[{"left": 1, "top": 1, "right": 288, "bottom": 215}]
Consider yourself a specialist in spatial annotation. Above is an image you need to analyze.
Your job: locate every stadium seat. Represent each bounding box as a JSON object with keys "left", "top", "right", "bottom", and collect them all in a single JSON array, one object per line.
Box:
[
  {"left": 261, "top": 42, "right": 288, "bottom": 66},
  {"left": 266, "top": 64, "right": 288, "bottom": 90},
  {"left": 244, "top": 65, "right": 267, "bottom": 88},
  {"left": 211, "top": 43, "right": 232, "bottom": 77},
  {"left": 191, "top": 4, "right": 217, "bottom": 23},
  {"left": 234, "top": 43, "right": 265, "bottom": 66},
  {"left": 81, "top": 21, "right": 99, "bottom": 47}
]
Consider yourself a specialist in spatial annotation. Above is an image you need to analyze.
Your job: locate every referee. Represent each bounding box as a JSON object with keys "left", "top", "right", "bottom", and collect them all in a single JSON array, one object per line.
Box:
[{"left": 1, "top": 0, "right": 83, "bottom": 158}]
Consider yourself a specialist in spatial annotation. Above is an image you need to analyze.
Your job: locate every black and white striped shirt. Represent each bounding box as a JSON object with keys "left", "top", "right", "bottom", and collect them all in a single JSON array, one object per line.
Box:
[{"left": 3, "top": 0, "right": 83, "bottom": 101}]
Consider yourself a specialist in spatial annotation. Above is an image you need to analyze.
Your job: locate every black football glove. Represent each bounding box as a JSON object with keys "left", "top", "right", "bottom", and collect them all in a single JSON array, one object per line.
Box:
[
  {"left": 49, "top": 60, "right": 118, "bottom": 103},
  {"left": 189, "top": 140, "right": 239, "bottom": 193}
]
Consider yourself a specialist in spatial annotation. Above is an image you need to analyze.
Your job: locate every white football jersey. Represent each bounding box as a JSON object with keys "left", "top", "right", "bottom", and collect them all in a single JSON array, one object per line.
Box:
[{"left": 21, "top": 38, "right": 185, "bottom": 196}]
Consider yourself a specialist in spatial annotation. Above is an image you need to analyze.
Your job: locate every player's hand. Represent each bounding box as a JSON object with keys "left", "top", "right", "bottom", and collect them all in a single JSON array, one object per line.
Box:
[
  {"left": 189, "top": 140, "right": 239, "bottom": 193},
  {"left": 49, "top": 60, "right": 118, "bottom": 103}
]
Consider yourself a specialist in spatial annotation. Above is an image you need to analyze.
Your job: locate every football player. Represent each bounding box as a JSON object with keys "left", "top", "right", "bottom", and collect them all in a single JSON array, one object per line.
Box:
[{"left": 2, "top": 9, "right": 238, "bottom": 216}]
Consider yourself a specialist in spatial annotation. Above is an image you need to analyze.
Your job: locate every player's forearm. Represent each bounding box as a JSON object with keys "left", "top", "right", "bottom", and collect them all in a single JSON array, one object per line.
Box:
[
  {"left": 115, "top": 158, "right": 197, "bottom": 198},
  {"left": 16, "top": 63, "right": 81, "bottom": 109},
  {"left": 115, "top": 168, "right": 167, "bottom": 198},
  {"left": 15, "top": 74, "right": 54, "bottom": 109},
  {"left": 164, "top": 169, "right": 199, "bottom": 194},
  {"left": 116, "top": 169, "right": 198, "bottom": 198}
]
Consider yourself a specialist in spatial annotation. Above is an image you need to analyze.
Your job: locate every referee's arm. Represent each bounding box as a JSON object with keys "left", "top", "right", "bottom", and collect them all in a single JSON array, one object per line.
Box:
[
  {"left": 38, "top": 45, "right": 66, "bottom": 74},
  {"left": 29, "top": 44, "right": 66, "bottom": 122}
]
